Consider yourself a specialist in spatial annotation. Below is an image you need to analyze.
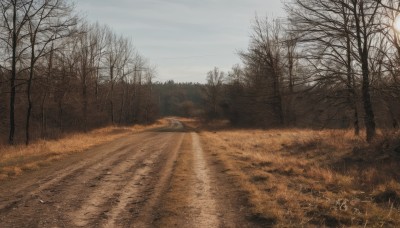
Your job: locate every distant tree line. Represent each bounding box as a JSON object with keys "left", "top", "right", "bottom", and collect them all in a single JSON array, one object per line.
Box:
[
  {"left": 153, "top": 80, "right": 203, "bottom": 118},
  {"left": 204, "top": 0, "right": 400, "bottom": 142},
  {"left": 0, "top": 0, "right": 158, "bottom": 145}
]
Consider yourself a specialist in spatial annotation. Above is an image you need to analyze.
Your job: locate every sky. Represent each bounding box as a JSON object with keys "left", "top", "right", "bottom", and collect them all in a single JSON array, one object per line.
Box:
[{"left": 75, "top": 0, "right": 286, "bottom": 83}]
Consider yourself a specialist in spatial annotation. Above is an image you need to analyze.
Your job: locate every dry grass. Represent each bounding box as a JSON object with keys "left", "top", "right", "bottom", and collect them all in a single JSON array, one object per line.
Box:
[
  {"left": 200, "top": 127, "right": 400, "bottom": 227},
  {"left": 0, "top": 120, "right": 167, "bottom": 180}
]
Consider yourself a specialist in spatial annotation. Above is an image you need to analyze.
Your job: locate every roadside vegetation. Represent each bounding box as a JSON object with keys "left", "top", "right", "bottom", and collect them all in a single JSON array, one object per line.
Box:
[{"left": 196, "top": 122, "right": 400, "bottom": 227}]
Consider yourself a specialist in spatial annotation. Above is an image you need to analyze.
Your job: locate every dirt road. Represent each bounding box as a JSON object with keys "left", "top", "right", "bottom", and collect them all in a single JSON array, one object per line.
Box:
[{"left": 0, "top": 120, "right": 265, "bottom": 228}]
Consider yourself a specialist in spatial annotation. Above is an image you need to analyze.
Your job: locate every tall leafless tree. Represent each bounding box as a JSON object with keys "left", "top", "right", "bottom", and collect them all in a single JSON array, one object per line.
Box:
[
  {"left": 204, "top": 67, "right": 224, "bottom": 119},
  {"left": 0, "top": 0, "right": 33, "bottom": 144},
  {"left": 24, "top": 0, "right": 76, "bottom": 144}
]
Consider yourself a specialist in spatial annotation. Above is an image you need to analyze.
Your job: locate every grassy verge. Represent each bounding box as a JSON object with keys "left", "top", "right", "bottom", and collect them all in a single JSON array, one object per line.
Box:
[
  {"left": 0, "top": 120, "right": 166, "bottom": 180},
  {"left": 199, "top": 126, "right": 400, "bottom": 227}
]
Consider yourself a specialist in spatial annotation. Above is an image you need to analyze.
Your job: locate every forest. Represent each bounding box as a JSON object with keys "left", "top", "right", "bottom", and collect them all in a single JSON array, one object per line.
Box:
[
  {"left": 0, "top": 0, "right": 161, "bottom": 145},
  {"left": 202, "top": 0, "right": 400, "bottom": 143},
  {"left": 2, "top": 0, "right": 400, "bottom": 145}
]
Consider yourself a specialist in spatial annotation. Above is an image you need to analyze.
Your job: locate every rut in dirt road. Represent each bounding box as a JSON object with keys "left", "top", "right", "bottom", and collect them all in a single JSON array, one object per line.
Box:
[
  {"left": 0, "top": 120, "right": 263, "bottom": 228},
  {"left": 154, "top": 131, "right": 263, "bottom": 228},
  {"left": 188, "top": 132, "right": 219, "bottom": 227}
]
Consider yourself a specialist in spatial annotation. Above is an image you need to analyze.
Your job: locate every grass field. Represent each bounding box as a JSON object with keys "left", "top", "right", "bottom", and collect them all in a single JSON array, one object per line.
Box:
[{"left": 198, "top": 124, "right": 400, "bottom": 227}]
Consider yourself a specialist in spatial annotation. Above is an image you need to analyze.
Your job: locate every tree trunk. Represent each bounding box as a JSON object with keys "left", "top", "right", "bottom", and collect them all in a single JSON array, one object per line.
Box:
[
  {"left": 345, "top": 32, "right": 360, "bottom": 136},
  {"left": 9, "top": 3, "right": 17, "bottom": 145},
  {"left": 82, "top": 81, "right": 88, "bottom": 132},
  {"left": 272, "top": 70, "right": 284, "bottom": 126},
  {"left": 59, "top": 99, "right": 63, "bottom": 133},
  {"left": 134, "top": 72, "right": 142, "bottom": 123},
  {"left": 110, "top": 66, "right": 114, "bottom": 124},
  {"left": 133, "top": 70, "right": 137, "bottom": 122},
  {"left": 288, "top": 45, "right": 294, "bottom": 94},
  {"left": 361, "top": 60, "right": 376, "bottom": 142},
  {"left": 353, "top": 105, "right": 360, "bottom": 136},
  {"left": 125, "top": 84, "right": 132, "bottom": 123},
  {"left": 81, "top": 61, "right": 88, "bottom": 132},
  {"left": 41, "top": 92, "right": 48, "bottom": 139},
  {"left": 353, "top": 2, "right": 376, "bottom": 142},
  {"left": 119, "top": 85, "right": 125, "bottom": 124},
  {"left": 26, "top": 45, "right": 35, "bottom": 145}
]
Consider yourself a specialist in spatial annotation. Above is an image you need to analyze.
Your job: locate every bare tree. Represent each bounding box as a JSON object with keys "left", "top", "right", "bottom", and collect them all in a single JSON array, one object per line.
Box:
[
  {"left": 240, "top": 17, "right": 286, "bottom": 125},
  {"left": 24, "top": 0, "right": 76, "bottom": 144},
  {"left": 286, "top": 0, "right": 381, "bottom": 141},
  {"left": 0, "top": 1, "right": 157, "bottom": 145},
  {"left": 104, "top": 29, "right": 132, "bottom": 124},
  {"left": 348, "top": 0, "right": 379, "bottom": 142},
  {"left": 204, "top": 67, "right": 224, "bottom": 120},
  {"left": 0, "top": 0, "right": 33, "bottom": 144},
  {"left": 132, "top": 55, "right": 146, "bottom": 123}
]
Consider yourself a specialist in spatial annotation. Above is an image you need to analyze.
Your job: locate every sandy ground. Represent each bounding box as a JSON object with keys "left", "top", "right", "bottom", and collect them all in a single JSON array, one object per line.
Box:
[{"left": 0, "top": 120, "right": 267, "bottom": 228}]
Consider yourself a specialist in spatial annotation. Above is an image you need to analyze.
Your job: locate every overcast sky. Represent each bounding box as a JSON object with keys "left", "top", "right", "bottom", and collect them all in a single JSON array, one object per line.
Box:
[{"left": 75, "top": 0, "right": 286, "bottom": 83}]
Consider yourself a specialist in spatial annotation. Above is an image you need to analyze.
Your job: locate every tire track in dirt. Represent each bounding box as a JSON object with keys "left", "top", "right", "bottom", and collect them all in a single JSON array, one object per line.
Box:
[
  {"left": 152, "top": 132, "right": 221, "bottom": 228},
  {"left": 101, "top": 154, "right": 156, "bottom": 228},
  {"left": 0, "top": 135, "right": 156, "bottom": 211},
  {"left": 154, "top": 131, "right": 263, "bottom": 228},
  {"left": 189, "top": 132, "right": 219, "bottom": 227},
  {"left": 0, "top": 132, "right": 154, "bottom": 212},
  {"left": 70, "top": 134, "right": 173, "bottom": 227},
  {"left": 130, "top": 132, "right": 184, "bottom": 227},
  {"left": 0, "top": 130, "right": 181, "bottom": 227}
]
